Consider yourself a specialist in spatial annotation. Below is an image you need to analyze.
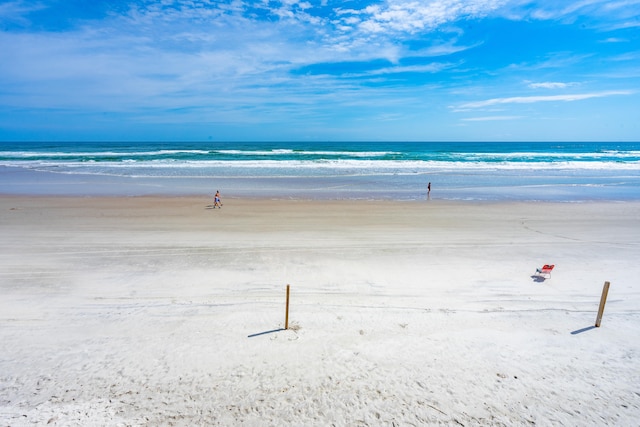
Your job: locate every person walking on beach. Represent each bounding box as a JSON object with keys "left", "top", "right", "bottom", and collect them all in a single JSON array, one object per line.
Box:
[
  {"left": 214, "top": 190, "right": 222, "bottom": 208},
  {"left": 427, "top": 182, "right": 431, "bottom": 199}
]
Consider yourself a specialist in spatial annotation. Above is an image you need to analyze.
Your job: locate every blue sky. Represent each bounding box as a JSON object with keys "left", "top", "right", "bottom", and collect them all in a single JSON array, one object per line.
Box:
[{"left": 0, "top": 0, "right": 639, "bottom": 142}]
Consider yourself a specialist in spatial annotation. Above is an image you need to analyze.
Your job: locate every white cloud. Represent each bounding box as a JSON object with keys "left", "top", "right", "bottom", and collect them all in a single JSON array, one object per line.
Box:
[
  {"left": 600, "top": 37, "right": 628, "bottom": 43},
  {"left": 343, "top": 62, "right": 459, "bottom": 77},
  {"left": 609, "top": 51, "right": 640, "bottom": 62},
  {"left": 462, "top": 115, "right": 522, "bottom": 121},
  {"left": 500, "top": 0, "right": 640, "bottom": 29},
  {"left": 508, "top": 53, "right": 593, "bottom": 72},
  {"left": 0, "top": 0, "right": 47, "bottom": 24},
  {"left": 528, "top": 82, "right": 575, "bottom": 89},
  {"left": 414, "top": 40, "right": 483, "bottom": 57},
  {"left": 322, "top": 1, "right": 501, "bottom": 62},
  {"left": 355, "top": 0, "right": 509, "bottom": 34},
  {"left": 457, "top": 91, "right": 633, "bottom": 109}
]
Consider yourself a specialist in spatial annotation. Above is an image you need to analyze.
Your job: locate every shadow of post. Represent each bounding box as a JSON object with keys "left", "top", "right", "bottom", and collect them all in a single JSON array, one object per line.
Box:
[
  {"left": 571, "top": 326, "right": 596, "bottom": 335},
  {"left": 248, "top": 328, "right": 285, "bottom": 338}
]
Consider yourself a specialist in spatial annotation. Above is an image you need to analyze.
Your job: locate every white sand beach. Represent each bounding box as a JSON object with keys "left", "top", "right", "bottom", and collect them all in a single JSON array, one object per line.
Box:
[{"left": 1, "top": 196, "right": 639, "bottom": 426}]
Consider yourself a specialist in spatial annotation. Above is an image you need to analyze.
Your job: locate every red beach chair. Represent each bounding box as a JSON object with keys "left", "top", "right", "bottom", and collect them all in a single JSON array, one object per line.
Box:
[{"left": 535, "top": 264, "right": 555, "bottom": 279}]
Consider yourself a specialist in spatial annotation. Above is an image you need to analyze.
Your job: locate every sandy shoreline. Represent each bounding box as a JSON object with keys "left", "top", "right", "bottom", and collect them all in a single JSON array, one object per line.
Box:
[{"left": 1, "top": 196, "right": 639, "bottom": 425}]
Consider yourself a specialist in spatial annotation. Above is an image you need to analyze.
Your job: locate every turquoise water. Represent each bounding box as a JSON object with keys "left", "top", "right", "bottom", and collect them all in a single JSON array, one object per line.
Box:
[{"left": 1, "top": 141, "right": 639, "bottom": 201}]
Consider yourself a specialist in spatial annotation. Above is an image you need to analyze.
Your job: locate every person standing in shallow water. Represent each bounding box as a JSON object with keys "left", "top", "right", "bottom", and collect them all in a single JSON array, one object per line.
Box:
[
  {"left": 427, "top": 182, "right": 431, "bottom": 199},
  {"left": 214, "top": 190, "right": 222, "bottom": 208}
]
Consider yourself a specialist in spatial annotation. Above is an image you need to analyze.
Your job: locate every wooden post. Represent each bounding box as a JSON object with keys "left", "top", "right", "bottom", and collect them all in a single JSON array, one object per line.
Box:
[
  {"left": 595, "top": 281, "right": 610, "bottom": 327},
  {"left": 285, "top": 284, "right": 290, "bottom": 330}
]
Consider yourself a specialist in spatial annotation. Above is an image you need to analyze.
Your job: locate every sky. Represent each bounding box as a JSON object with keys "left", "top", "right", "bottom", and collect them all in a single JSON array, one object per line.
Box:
[{"left": 0, "top": 0, "right": 639, "bottom": 142}]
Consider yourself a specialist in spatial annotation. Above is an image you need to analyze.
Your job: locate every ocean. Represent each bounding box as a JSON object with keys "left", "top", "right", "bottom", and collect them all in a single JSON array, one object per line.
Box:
[{"left": 1, "top": 141, "right": 639, "bottom": 201}]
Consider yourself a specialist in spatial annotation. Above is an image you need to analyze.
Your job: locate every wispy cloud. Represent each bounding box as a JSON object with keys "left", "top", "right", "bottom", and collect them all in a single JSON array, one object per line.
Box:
[
  {"left": 507, "top": 52, "right": 594, "bottom": 72},
  {"left": 412, "top": 40, "right": 484, "bottom": 58},
  {"left": 347, "top": 62, "right": 460, "bottom": 77},
  {"left": 0, "top": 0, "right": 47, "bottom": 24},
  {"left": 457, "top": 91, "right": 633, "bottom": 109},
  {"left": 503, "top": 0, "right": 640, "bottom": 30},
  {"left": 462, "top": 116, "right": 523, "bottom": 121},
  {"left": 528, "top": 82, "right": 577, "bottom": 89},
  {"left": 600, "top": 37, "right": 629, "bottom": 43}
]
